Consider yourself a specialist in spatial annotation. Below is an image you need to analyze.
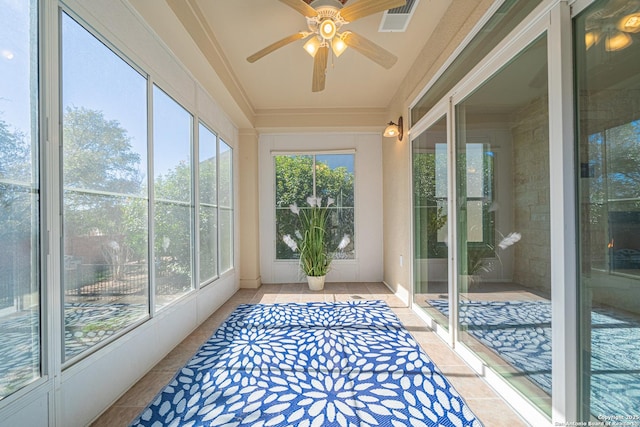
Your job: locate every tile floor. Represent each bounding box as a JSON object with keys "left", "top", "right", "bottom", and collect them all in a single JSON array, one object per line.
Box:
[{"left": 90, "top": 282, "right": 530, "bottom": 426}]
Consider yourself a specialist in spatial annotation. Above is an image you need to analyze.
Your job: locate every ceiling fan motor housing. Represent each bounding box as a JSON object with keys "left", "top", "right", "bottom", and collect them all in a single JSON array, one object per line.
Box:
[{"left": 309, "top": 0, "right": 344, "bottom": 10}]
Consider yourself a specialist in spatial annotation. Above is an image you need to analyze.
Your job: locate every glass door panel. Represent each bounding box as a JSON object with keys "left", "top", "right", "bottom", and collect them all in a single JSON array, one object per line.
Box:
[
  {"left": 576, "top": 0, "right": 640, "bottom": 420},
  {"left": 0, "top": 0, "right": 40, "bottom": 397},
  {"left": 455, "top": 35, "right": 551, "bottom": 414},
  {"left": 412, "top": 116, "right": 449, "bottom": 328}
]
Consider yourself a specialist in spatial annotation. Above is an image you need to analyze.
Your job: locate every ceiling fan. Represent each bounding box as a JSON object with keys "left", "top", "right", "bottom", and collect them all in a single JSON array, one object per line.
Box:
[{"left": 247, "top": 0, "right": 407, "bottom": 92}]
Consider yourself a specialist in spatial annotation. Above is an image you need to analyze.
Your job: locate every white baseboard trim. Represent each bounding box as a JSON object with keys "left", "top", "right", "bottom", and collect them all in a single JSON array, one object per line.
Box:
[
  {"left": 240, "top": 277, "right": 262, "bottom": 289},
  {"left": 382, "top": 280, "right": 410, "bottom": 306}
]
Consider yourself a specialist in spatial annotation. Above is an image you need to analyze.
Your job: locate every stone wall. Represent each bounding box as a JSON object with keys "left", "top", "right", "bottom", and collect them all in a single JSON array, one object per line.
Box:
[{"left": 511, "top": 95, "right": 551, "bottom": 294}]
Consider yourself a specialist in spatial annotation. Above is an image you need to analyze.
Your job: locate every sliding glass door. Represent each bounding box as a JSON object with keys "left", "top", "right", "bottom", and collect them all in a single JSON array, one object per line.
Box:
[
  {"left": 412, "top": 116, "right": 449, "bottom": 328},
  {"left": 576, "top": 0, "right": 640, "bottom": 419},
  {"left": 455, "top": 35, "right": 552, "bottom": 414},
  {"left": 0, "top": 0, "right": 40, "bottom": 398}
]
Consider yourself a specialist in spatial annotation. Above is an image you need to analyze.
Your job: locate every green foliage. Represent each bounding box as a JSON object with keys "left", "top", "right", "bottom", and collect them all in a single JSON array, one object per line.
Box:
[
  {"left": 0, "top": 118, "right": 31, "bottom": 183},
  {"left": 465, "top": 244, "right": 497, "bottom": 275},
  {"left": 293, "top": 200, "right": 332, "bottom": 277},
  {"left": 275, "top": 155, "right": 314, "bottom": 207},
  {"left": 0, "top": 117, "right": 34, "bottom": 237},
  {"left": 413, "top": 153, "right": 448, "bottom": 259},
  {"left": 198, "top": 157, "right": 216, "bottom": 205},
  {"left": 63, "top": 106, "right": 142, "bottom": 194},
  {"left": 63, "top": 106, "right": 145, "bottom": 249},
  {"left": 154, "top": 161, "right": 192, "bottom": 280},
  {"left": 605, "top": 122, "right": 640, "bottom": 198},
  {"left": 275, "top": 155, "right": 355, "bottom": 259},
  {"left": 121, "top": 197, "right": 148, "bottom": 258},
  {"left": 413, "top": 153, "right": 439, "bottom": 206},
  {"left": 155, "top": 160, "right": 190, "bottom": 202},
  {"left": 300, "top": 207, "right": 331, "bottom": 276}
]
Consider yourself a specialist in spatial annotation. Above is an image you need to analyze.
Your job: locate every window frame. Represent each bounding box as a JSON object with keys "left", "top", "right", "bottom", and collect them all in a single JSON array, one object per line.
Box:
[
  {"left": 0, "top": 0, "right": 43, "bottom": 400},
  {"left": 59, "top": 9, "right": 151, "bottom": 365},
  {"left": 151, "top": 83, "right": 195, "bottom": 310},
  {"left": 56, "top": 7, "right": 236, "bottom": 366},
  {"left": 196, "top": 121, "right": 218, "bottom": 286},
  {"left": 217, "top": 138, "right": 234, "bottom": 275},
  {"left": 273, "top": 151, "right": 356, "bottom": 262}
]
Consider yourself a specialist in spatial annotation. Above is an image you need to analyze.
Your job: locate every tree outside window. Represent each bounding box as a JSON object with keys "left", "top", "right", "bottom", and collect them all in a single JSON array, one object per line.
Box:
[{"left": 275, "top": 154, "right": 355, "bottom": 260}]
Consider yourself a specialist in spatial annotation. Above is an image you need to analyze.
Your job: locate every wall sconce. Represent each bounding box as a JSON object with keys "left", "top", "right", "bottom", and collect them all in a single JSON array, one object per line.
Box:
[{"left": 383, "top": 116, "right": 403, "bottom": 141}]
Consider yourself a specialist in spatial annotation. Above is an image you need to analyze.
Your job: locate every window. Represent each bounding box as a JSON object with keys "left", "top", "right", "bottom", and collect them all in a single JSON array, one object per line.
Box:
[
  {"left": 218, "top": 140, "right": 233, "bottom": 274},
  {"left": 198, "top": 125, "right": 233, "bottom": 282},
  {"left": 0, "top": 0, "right": 40, "bottom": 398},
  {"left": 60, "top": 13, "right": 233, "bottom": 361},
  {"left": 460, "top": 143, "right": 495, "bottom": 248},
  {"left": 410, "top": 0, "right": 543, "bottom": 125},
  {"left": 413, "top": 135, "right": 448, "bottom": 260},
  {"left": 198, "top": 123, "right": 217, "bottom": 283},
  {"left": 153, "top": 86, "right": 193, "bottom": 308},
  {"left": 61, "top": 12, "right": 148, "bottom": 361},
  {"left": 275, "top": 154, "right": 355, "bottom": 260},
  {"left": 412, "top": 117, "right": 449, "bottom": 329}
]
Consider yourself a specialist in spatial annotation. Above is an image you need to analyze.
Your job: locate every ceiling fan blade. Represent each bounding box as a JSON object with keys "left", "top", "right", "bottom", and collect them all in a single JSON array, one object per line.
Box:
[
  {"left": 339, "top": 0, "right": 406, "bottom": 22},
  {"left": 279, "top": 0, "right": 319, "bottom": 17},
  {"left": 312, "top": 45, "right": 328, "bottom": 92},
  {"left": 342, "top": 31, "right": 397, "bottom": 69},
  {"left": 247, "top": 32, "right": 309, "bottom": 63}
]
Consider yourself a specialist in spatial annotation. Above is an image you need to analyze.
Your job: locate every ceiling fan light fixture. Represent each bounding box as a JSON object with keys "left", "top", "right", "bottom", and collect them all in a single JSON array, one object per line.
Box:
[
  {"left": 319, "top": 19, "right": 337, "bottom": 39},
  {"left": 605, "top": 31, "right": 632, "bottom": 51},
  {"left": 303, "top": 36, "right": 322, "bottom": 56},
  {"left": 618, "top": 13, "right": 640, "bottom": 33},
  {"left": 585, "top": 31, "right": 600, "bottom": 49},
  {"left": 248, "top": 0, "right": 405, "bottom": 92},
  {"left": 332, "top": 35, "right": 347, "bottom": 57}
]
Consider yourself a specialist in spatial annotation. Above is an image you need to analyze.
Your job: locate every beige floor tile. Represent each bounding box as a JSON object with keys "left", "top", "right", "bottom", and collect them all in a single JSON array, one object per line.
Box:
[
  {"left": 91, "top": 282, "right": 529, "bottom": 427},
  {"left": 417, "top": 340, "right": 462, "bottom": 367},
  {"left": 114, "top": 369, "right": 176, "bottom": 407},
  {"left": 90, "top": 406, "right": 143, "bottom": 427},
  {"left": 464, "top": 398, "right": 529, "bottom": 426},
  {"left": 436, "top": 364, "right": 501, "bottom": 399}
]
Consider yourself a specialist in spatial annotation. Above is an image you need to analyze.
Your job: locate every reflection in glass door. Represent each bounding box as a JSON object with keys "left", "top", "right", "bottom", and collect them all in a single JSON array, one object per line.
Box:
[
  {"left": 455, "top": 36, "right": 552, "bottom": 414},
  {"left": 576, "top": 0, "right": 640, "bottom": 420},
  {"left": 412, "top": 117, "right": 449, "bottom": 328}
]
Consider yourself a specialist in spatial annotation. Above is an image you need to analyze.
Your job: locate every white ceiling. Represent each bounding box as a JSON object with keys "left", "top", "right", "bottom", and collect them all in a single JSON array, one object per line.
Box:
[
  {"left": 128, "top": 0, "right": 492, "bottom": 127},
  {"left": 127, "top": 0, "right": 498, "bottom": 129},
  {"left": 167, "top": 0, "right": 452, "bottom": 112}
]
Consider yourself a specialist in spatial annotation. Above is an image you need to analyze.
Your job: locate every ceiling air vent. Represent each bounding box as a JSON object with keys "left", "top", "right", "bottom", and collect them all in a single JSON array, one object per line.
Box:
[{"left": 378, "top": 0, "right": 419, "bottom": 32}]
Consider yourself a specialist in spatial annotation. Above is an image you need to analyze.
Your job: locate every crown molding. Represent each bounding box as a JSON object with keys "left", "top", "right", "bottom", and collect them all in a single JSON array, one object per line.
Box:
[
  {"left": 254, "top": 107, "right": 388, "bottom": 132},
  {"left": 166, "top": 0, "right": 256, "bottom": 126}
]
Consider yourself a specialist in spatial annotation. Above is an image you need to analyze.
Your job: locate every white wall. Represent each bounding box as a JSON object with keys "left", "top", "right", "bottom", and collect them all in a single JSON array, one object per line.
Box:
[{"left": 259, "top": 133, "right": 384, "bottom": 284}]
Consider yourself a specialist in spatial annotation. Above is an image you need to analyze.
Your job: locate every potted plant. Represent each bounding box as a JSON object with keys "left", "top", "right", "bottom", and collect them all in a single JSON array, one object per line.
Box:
[
  {"left": 463, "top": 244, "right": 497, "bottom": 289},
  {"left": 282, "top": 196, "right": 350, "bottom": 290},
  {"left": 462, "top": 231, "right": 522, "bottom": 289}
]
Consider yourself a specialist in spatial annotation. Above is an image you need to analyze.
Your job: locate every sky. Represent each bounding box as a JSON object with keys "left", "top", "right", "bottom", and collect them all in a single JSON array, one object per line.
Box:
[
  {"left": 62, "top": 12, "right": 228, "bottom": 179},
  {"left": 1, "top": 6, "right": 219, "bottom": 182},
  {"left": 62, "top": 13, "right": 149, "bottom": 177},
  {"left": 0, "top": 0, "right": 34, "bottom": 135},
  {"left": 316, "top": 154, "right": 354, "bottom": 174}
]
